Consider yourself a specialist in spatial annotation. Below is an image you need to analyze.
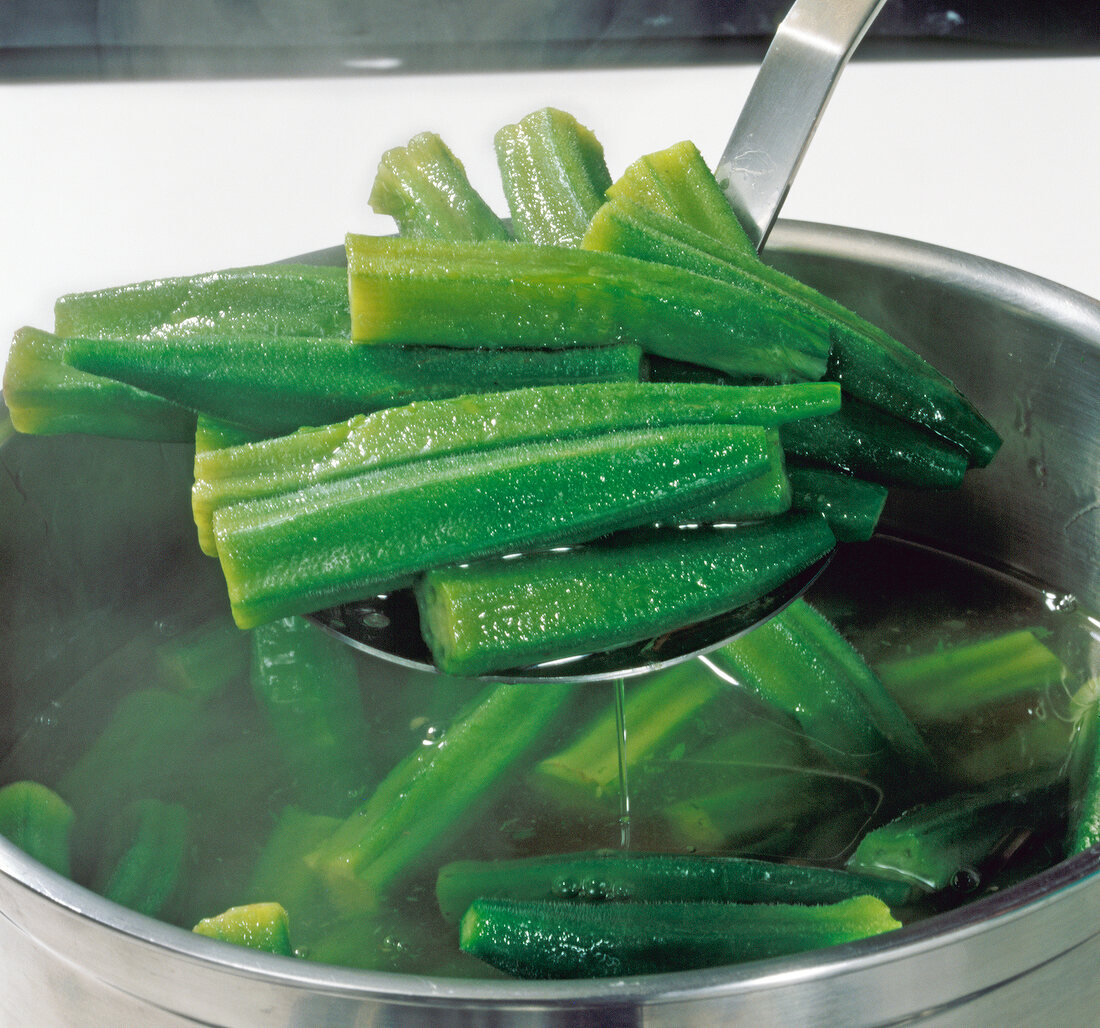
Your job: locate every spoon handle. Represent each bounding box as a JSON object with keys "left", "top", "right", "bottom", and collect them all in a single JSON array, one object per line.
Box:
[{"left": 715, "top": 0, "right": 888, "bottom": 254}]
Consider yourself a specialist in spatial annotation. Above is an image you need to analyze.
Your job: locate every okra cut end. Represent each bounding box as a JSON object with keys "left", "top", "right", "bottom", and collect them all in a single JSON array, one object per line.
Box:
[{"left": 193, "top": 902, "right": 294, "bottom": 957}]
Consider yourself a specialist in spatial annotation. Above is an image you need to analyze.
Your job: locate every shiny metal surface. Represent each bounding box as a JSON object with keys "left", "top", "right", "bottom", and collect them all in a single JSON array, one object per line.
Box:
[
  {"left": 3, "top": 222, "right": 1100, "bottom": 1025},
  {"left": 716, "top": 0, "right": 888, "bottom": 250}
]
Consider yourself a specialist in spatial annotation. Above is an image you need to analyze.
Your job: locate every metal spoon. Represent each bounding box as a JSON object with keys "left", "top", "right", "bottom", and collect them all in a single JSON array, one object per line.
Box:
[{"left": 309, "top": 0, "right": 887, "bottom": 682}]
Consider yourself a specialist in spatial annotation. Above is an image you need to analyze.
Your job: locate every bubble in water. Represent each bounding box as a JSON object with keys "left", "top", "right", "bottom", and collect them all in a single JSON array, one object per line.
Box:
[
  {"left": 950, "top": 866, "right": 982, "bottom": 894},
  {"left": 1043, "top": 591, "right": 1078, "bottom": 613}
]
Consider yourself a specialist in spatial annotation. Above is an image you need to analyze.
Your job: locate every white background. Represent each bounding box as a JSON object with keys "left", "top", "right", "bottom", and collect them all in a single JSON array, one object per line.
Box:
[{"left": 2, "top": 56, "right": 1099, "bottom": 372}]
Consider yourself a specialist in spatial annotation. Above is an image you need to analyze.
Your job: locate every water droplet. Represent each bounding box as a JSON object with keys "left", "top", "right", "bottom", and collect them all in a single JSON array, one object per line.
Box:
[
  {"left": 553, "top": 876, "right": 580, "bottom": 899},
  {"left": 357, "top": 608, "right": 390, "bottom": 629},
  {"left": 420, "top": 722, "right": 446, "bottom": 746}
]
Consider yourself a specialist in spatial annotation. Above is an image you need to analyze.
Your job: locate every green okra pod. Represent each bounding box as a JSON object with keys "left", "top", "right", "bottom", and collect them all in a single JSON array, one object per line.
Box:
[
  {"left": 874, "top": 628, "right": 1066, "bottom": 727},
  {"left": 778, "top": 399, "right": 969, "bottom": 490},
  {"left": 64, "top": 333, "right": 644, "bottom": 439},
  {"left": 3, "top": 326, "right": 196, "bottom": 441},
  {"left": 495, "top": 107, "right": 612, "bottom": 247},
  {"left": 154, "top": 617, "right": 252, "bottom": 702},
  {"left": 346, "top": 234, "right": 831, "bottom": 382},
  {"left": 246, "top": 805, "right": 341, "bottom": 937},
  {"left": 436, "top": 850, "right": 914, "bottom": 923},
  {"left": 417, "top": 513, "right": 835, "bottom": 678},
  {"left": 55, "top": 263, "right": 350, "bottom": 340},
  {"left": 1068, "top": 678, "right": 1100, "bottom": 853},
  {"left": 530, "top": 660, "right": 727, "bottom": 815},
  {"left": 214, "top": 422, "right": 775, "bottom": 630},
  {"left": 459, "top": 894, "right": 901, "bottom": 978},
  {"left": 605, "top": 140, "right": 757, "bottom": 256},
  {"left": 0, "top": 780, "right": 75, "bottom": 877},
  {"left": 846, "top": 781, "right": 1063, "bottom": 894},
  {"left": 708, "top": 599, "right": 934, "bottom": 783},
  {"left": 370, "top": 131, "right": 510, "bottom": 241},
  {"left": 192, "top": 381, "right": 836, "bottom": 555},
  {"left": 93, "top": 797, "right": 189, "bottom": 917},
  {"left": 250, "top": 615, "right": 372, "bottom": 815},
  {"left": 786, "top": 462, "right": 889, "bottom": 542},
  {"left": 307, "top": 681, "right": 574, "bottom": 912},
  {"left": 668, "top": 429, "right": 792, "bottom": 524},
  {"left": 589, "top": 169, "right": 1001, "bottom": 467},
  {"left": 193, "top": 902, "right": 294, "bottom": 957},
  {"left": 57, "top": 689, "right": 207, "bottom": 859}
]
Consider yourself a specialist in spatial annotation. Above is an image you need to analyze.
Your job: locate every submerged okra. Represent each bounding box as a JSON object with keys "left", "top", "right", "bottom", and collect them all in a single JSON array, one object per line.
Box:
[
  {"left": 307, "top": 682, "right": 572, "bottom": 911},
  {"left": 193, "top": 902, "right": 294, "bottom": 957},
  {"left": 346, "top": 234, "right": 832, "bottom": 382},
  {"left": 0, "top": 781, "right": 74, "bottom": 877},
  {"left": 416, "top": 513, "right": 835, "bottom": 677},
  {"left": 250, "top": 616, "right": 373, "bottom": 816},
  {"left": 214, "top": 422, "right": 775, "bottom": 629},
  {"left": 93, "top": 797, "right": 189, "bottom": 917},
  {"left": 847, "top": 781, "right": 1064, "bottom": 893},
  {"left": 708, "top": 599, "right": 934, "bottom": 783},
  {"left": 63, "top": 334, "right": 644, "bottom": 438}
]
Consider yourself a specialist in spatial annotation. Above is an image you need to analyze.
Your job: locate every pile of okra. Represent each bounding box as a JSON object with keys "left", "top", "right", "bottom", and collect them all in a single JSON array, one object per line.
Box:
[{"left": 5, "top": 107, "right": 1095, "bottom": 979}]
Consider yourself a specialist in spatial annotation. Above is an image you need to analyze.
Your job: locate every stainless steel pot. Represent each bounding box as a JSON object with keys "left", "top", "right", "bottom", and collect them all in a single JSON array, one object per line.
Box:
[{"left": 3, "top": 221, "right": 1100, "bottom": 1026}]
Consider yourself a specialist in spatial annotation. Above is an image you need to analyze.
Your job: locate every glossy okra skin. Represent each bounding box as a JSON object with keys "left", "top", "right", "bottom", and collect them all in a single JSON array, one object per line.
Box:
[
  {"left": 0, "top": 781, "right": 74, "bottom": 877},
  {"left": 192, "top": 381, "right": 837, "bottom": 554},
  {"left": 192, "top": 902, "right": 294, "bottom": 957},
  {"left": 346, "top": 234, "right": 832, "bottom": 381},
  {"left": 606, "top": 140, "right": 758, "bottom": 256},
  {"left": 779, "top": 399, "right": 969, "bottom": 490},
  {"left": 4, "top": 326, "right": 196, "bottom": 441},
  {"left": 436, "top": 850, "right": 913, "bottom": 924},
  {"left": 459, "top": 894, "right": 901, "bottom": 979},
  {"left": 671, "top": 430, "right": 792, "bottom": 524},
  {"left": 369, "top": 131, "right": 510, "bottom": 241},
  {"left": 307, "top": 681, "right": 573, "bottom": 912},
  {"left": 787, "top": 462, "right": 889, "bottom": 542},
  {"left": 214, "top": 422, "right": 773, "bottom": 630},
  {"left": 590, "top": 167, "right": 1002, "bottom": 467},
  {"left": 416, "top": 513, "right": 835, "bottom": 677},
  {"left": 55, "top": 263, "right": 351, "bottom": 340},
  {"left": 708, "top": 599, "right": 934, "bottom": 783},
  {"left": 64, "top": 333, "right": 644, "bottom": 438},
  {"left": 495, "top": 107, "right": 613, "bottom": 247}
]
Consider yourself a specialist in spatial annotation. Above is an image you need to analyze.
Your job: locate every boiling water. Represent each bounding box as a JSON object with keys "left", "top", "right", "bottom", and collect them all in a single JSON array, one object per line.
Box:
[{"left": 2, "top": 535, "right": 1099, "bottom": 978}]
